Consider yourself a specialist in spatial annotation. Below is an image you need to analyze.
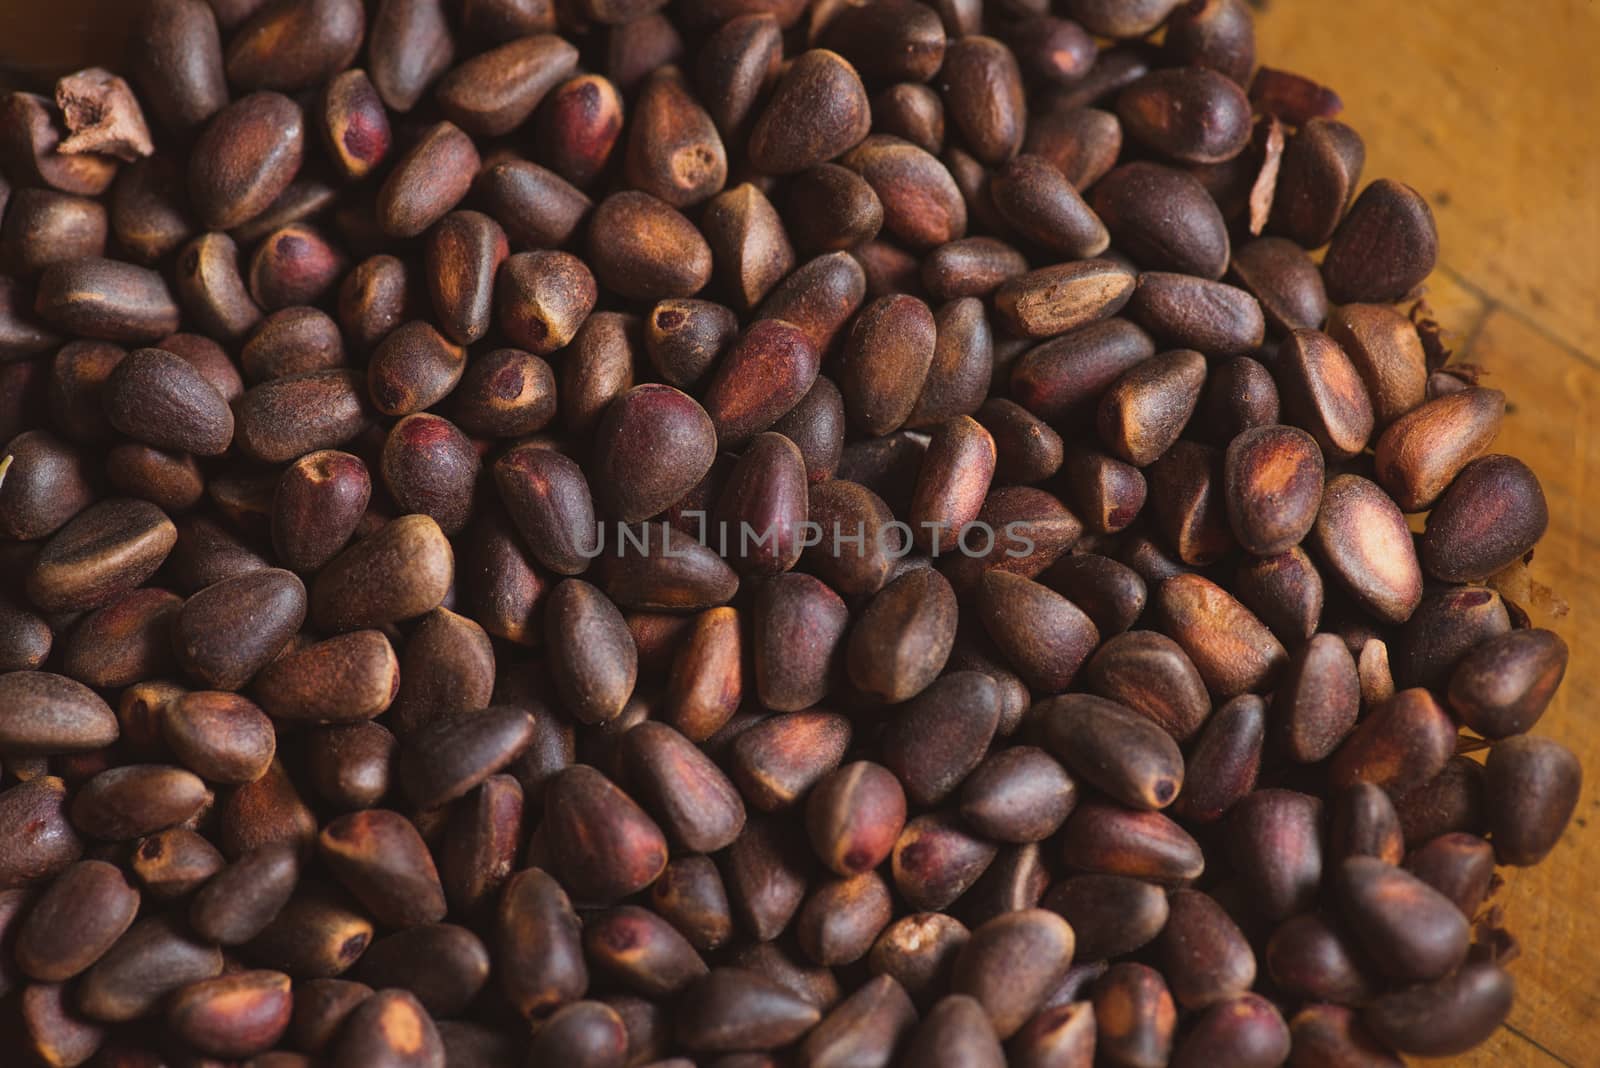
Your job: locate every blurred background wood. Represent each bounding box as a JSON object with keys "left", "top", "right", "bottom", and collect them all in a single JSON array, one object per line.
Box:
[{"left": 0, "top": 0, "right": 1597, "bottom": 1063}]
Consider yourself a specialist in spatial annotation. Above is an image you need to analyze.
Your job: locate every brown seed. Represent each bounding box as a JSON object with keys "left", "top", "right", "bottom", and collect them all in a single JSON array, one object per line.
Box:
[
  {"left": 625, "top": 67, "right": 727, "bottom": 207},
  {"left": 494, "top": 250, "right": 598, "bottom": 356},
  {"left": 1222, "top": 424, "right": 1324, "bottom": 555},
  {"left": 728, "top": 709, "right": 851, "bottom": 812},
  {"left": 0, "top": 430, "right": 95, "bottom": 540},
  {"left": 162, "top": 691, "right": 277, "bottom": 783},
  {"left": 26, "top": 498, "right": 176, "bottom": 614},
  {"left": 796, "top": 973, "right": 916, "bottom": 1068},
  {"left": 891, "top": 811, "right": 999, "bottom": 910},
  {"left": 436, "top": 33, "right": 578, "bottom": 136},
  {"left": 247, "top": 223, "right": 345, "bottom": 311},
  {"left": 78, "top": 914, "right": 223, "bottom": 1023},
  {"left": 841, "top": 136, "right": 967, "bottom": 250},
  {"left": 188, "top": 92, "right": 304, "bottom": 231},
  {"left": 396, "top": 706, "right": 535, "bottom": 813},
  {"left": 16, "top": 860, "right": 140, "bottom": 983},
  {"left": 1023, "top": 106, "right": 1121, "bottom": 198},
  {"left": 35, "top": 258, "right": 179, "bottom": 343},
  {"left": 474, "top": 158, "right": 592, "bottom": 250},
  {"left": 588, "top": 191, "right": 714, "bottom": 301},
  {"left": 271, "top": 450, "right": 371, "bottom": 574},
  {"left": 420, "top": 211, "right": 508, "bottom": 346},
  {"left": 102, "top": 347, "right": 233, "bottom": 456},
  {"left": 0, "top": 777, "right": 81, "bottom": 891},
  {"left": 235, "top": 368, "right": 371, "bottom": 464},
  {"left": 1083, "top": 630, "right": 1209, "bottom": 743},
  {"left": 1322, "top": 179, "right": 1438, "bottom": 303},
  {"left": 189, "top": 842, "right": 299, "bottom": 945},
  {"left": 1264, "top": 911, "right": 1377, "bottom": 1006},
  {"left": 311, "top": 514, "right": 454, "bottom": 632},
  {"left": 217, "top": 756, "right": 318, "bottom": 860},
  {"left": 623, "top": 722, "right": 746, "bottom": 853},
  {"left": 795, "top": 869, "right": 894, "bottom": 966},
  {"left": 1448, "top": 627, "right": 1567, "bottom": 739},
  {"left": 995, "top": 259, "right": 1137, "bottom": 341},
  {"left": 748, "top": 50, "right": 871, "bottom": 174},
  {"left": 543, "top": 765, "right": 670, "bottom": 903},
  {"left": 1045, "top": 874, "right": 1168, "bottom": 962},
  {"left": 241, "top": 307, "right": 345, "bottom": 385},
  {"left": 676, "top": 968, "right": 822, "bottom": 1053},
  {"left": 1037, "top": 693, "right": 1184, "bottom": 811},
  {"left": 1171, "top": 694, "right": 1264, "bottom": 824},
  {"left": 1147, "top": 439, "right": 1233, "bottom": 565},
  {"left": 757, "top": 253, "right": 867, "bottom": 356},
  {"left": 0, "top": 189, "right": 107, "bottom": 279},
  {"left": 69, "top": 763, "right": 209, "bottom": 841},
  {"left": 1275, "top": 329, "right": 1375, "bottom": 459},
  {"left": 805, "top": 761, "right": 907, "bottom": 877},
  {"left": 599, "top": 522, "right": 740, "bottom": 612},
  {"left": 1225, "top": 790, "right": 1323, "bottom": 932},
  {"left": 938, "top": 36, "right": 1026, "bottom": 165},
  {"left": 1011, "top": 321, "right": 1154, "bottom": 430},
  {"left": 380, "top": 414, "right": 480, "bottom": 534},
  {"left": 306, "top": 721, "right": 396, "bottom": 809},
  {"left": 1129, "top": 273, "right": 1264, "bottom": 358},
  {"left": 1092, "top": 162, "right": 1230, "bottom": 279},
  {"left": 317, "top": 69, "right": 393, "bottom": 182},
  {"left": 1095, "top": 348, "right": 1206, "bottom": 466},
  {"left": 376, "top": 121, "right": 481, "bottom": 238},
  {"left": 1152, "top": 888, "right": 1256, "bottom": 1012},
  {"left": 496, "top": 867, "right": 587, "bottom": 1017},
  {"left": 1484, "top": 735, "right": 1582, "bottom": 866},
  {"left": 493, "top": 445, "right": 596, "bottom": 577},
  {"left": 353, "top": 924, "right": 491, "bottom": 1019},
  {"left": 0, "top": 671, "right": 120, "bottom": 755},
  {"left": 688, "top": 12, "right": 777, "bottom": 138},
  {"left": 544, "top": 578, "right": 637, "bottom": 725},
  {"left": 591, "top": 384, "right": 717, "bottom": 522},
  {"left": 132, "top": 0, "right": 229, "bottom": 133},
  {"left": 1091, "top": 962, "right": 1177, "bottom": 1068},
  {"left": 319, "top": 809, "right": 447, "bottom": 928},
  {"left": 1328, "top": 688, "right": 1456, "bottom": 798},
  {"left": 0, "top": 92, "right": 116, "bottom": 197},
  {"left": 1335, "top": 856, "right": 1469, "bottom": 982},
  {"left": 1391, "top": 585, "right": 1511, "bottom": 691},
  {"left": 713, "top": 435, "right": 809, "bottom": 578},
  {"left": 1273, "top": 633, "right": 1360, "bottom": 764},
  {"left": 644, "top": 298, "right": 738, "bottom": 388},
  {"left": 703, "top": 319, "right": 823, "bottom": 446},
  {"left": 585, "top": 906, "right": 707, "bottom": 997},
  {"left": 921, "top": 238, "right": 1026, "bottom": 302},
  {"left": 1119, "top": 67, "right": 1253, "bottom": 164},
  {"left": 537, "top": 74, "right": 625, "bottom": 187},
  {"left": 253, "top": 630, "right": 400, "bottom": 726},
  {"left": 660, "top": 606, "right": 742, "bottom": 741},
  {"left": 1361, "top": 961, "right": 1512, "bottom": 1059},
  {"left": 1269, "top": 117, "right": 1366, "bottom": 247},
  {"left": 1373, "top": 386, "right": 1504, "bottom": 511},
  {"left": 881, "top": 671, "right": 1000, "bottom": 808},
  {"left": 1311, "top": 474, "right": 1423, "bottom": 625},
  {"left": 171, "top": 232, "right": 261, "bottom": 343},
  {"left": 702, "top": 183, "right": 797, "bottom": 311},
  {"left": 650, "top": 854, "right": 734, "bottom": 952},
  {"left": 166, "top": 970, "right": 293, "bottom": 1058},
  {"left": 785, "top": 163, "right": 884, "bottom": 252},
  {"left": 333, "top": 989, "right": 445, "bottom": 1068},
  {"left": 1421, "top": 453, "right": 1548, "bottom": 582},
  {"left": 848, "top": 567, "right": 959, "bottom": 703},
  {"left": 224, "top": 0, "right": 364, "bottom": 88},
  {"left": 958, "top": 746, "right": 1076, "bottom": 844}
]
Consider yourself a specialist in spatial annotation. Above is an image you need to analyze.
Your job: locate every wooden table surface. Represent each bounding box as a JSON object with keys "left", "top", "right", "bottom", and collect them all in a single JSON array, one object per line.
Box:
[
  {"left": 2, "top": 0, "right": 1597, "bottom": 1064},
  {"left": 1252, "top": 1, "right": 1600, "bottom": 1063}
]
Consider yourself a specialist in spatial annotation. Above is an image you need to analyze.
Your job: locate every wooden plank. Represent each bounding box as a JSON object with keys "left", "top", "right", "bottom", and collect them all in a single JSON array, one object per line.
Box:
[
  {"left": 1253, "top": 0, "right": 1600, "bottom": 359},
  {"left": 1449, "top": 308, "right": 1600, "bottom": 1066}
]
